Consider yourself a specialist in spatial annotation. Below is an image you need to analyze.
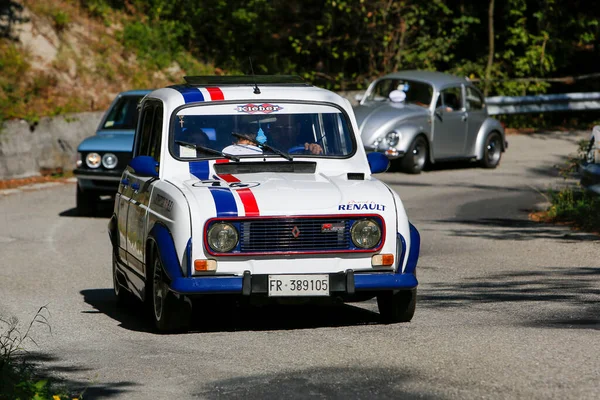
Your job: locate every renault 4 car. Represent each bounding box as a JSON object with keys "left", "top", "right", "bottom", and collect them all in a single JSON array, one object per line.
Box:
[
  {"left": 108, "top": 75, "right": 420, "bottom": 332},
  {"left": 354, "top": 70, "right": 507, "bottom": 173},
  {"left": 74, "top": 90, "right": 151, "bottom": 215}
]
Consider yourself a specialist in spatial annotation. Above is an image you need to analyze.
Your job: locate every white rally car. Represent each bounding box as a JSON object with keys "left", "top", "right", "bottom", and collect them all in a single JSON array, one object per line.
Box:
[{"left": 108, "top": 75, "right": 420, "bottom": 332}]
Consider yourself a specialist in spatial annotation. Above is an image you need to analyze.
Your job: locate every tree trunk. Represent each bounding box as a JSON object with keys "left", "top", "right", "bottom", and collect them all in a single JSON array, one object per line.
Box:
[{"left": 484, "top": 0, "right": 495, "bottom": 97}]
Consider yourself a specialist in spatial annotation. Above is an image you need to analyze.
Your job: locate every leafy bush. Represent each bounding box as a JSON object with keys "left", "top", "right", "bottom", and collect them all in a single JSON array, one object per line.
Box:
[{"left": 545, "top": 187, "right": 600, "bottom": 232}]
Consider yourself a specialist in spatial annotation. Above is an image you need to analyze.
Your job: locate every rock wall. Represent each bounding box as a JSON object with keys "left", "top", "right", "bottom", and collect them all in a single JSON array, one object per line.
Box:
[{"left": 0, "top": 112, "right": 103, "bottom": 180}]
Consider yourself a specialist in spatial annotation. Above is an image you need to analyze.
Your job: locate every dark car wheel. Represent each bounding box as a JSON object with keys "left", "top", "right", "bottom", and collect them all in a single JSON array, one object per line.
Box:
[
  {"left": 480, "top": 132, "right": 502, "bottom": 169},
  {"left": 76, "top": 185, "right": 98, "bottom": 216},
  {"left": 377, "top": 288, "right": 416, "bottom": 323},
  {"left": 401, "top": 136, "right": 428, "bottom": 174},
  {"left": 148, "top": 246, "right": 190, "bottom": 333}
]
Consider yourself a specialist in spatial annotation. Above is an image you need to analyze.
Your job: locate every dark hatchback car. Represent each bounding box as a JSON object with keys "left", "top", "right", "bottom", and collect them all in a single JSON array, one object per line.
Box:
[{"left": 74, "top": 90, "right": 151, "bottom": 215}]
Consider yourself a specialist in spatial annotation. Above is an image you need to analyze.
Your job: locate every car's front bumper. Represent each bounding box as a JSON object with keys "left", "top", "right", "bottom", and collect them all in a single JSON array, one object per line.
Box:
[
  {"left": 75, "top": 168, "right": 123, "bottom": 193},
  {"left": 579, "top": 162, "right": 600, "bottom": 195},
  {"left": 365, "top": 149, "right": 406, "bottom": 160},
  {"left": 169, "top": 270, "right": 418, "bottom": 295}
]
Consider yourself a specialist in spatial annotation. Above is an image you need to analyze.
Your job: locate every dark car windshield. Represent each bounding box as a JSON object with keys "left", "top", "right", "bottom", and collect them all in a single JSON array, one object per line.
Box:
[
  {"left": 102, "top": 95, "right": 143, "bottom": 130},
  {"left": 366, "top": 79, "right": 433, "bottom": 107}
]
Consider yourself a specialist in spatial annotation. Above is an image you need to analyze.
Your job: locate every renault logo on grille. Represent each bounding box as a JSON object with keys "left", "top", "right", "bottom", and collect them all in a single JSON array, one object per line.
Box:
[{"left": 291, "top": 226, "right": 301, "bottom": 238}]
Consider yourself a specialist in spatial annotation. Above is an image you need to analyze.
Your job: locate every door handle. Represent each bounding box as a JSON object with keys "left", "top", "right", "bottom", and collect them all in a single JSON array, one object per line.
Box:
[
  {"left": 461, "top": 115, "right": 467, "bottom": 121},
  {"left": 121, "top": 178, "right": 129, "bottom": 187},
  {"left": 131, "top": 182, "right": 140, "bottom": 191}
]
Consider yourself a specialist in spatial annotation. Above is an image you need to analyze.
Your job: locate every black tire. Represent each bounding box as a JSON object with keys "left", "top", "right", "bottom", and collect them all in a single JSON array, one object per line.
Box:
[
  {"left": 113, "top": 252, "right": 133, "bottom": 306},
  {"left": 401, "top": 136, "right": 428, "bottom": 174},
  {"left": 377, "top": 288, "right": 417, "bottom": 323},
  {"left": 76, "top": 185, "right": 97, "bottom": 216},
  {"left": 480, "top": 131, "right": 502, "bottom": 169},
  {"left": 148, "top": 247, "right": 190, "bottom": 333}
]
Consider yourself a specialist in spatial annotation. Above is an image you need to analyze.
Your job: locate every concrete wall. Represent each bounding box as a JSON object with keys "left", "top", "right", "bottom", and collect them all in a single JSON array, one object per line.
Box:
[
  {"left": 0, "top": 90, "right": 365, "bottom": 181},
  {"left": 0, "top": 112, "right": 104, "bottom": 180}
]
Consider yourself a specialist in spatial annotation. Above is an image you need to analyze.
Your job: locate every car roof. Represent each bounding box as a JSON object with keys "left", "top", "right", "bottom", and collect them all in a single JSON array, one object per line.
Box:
[
  {"left": 378, "top": 70, "right": 469, "bottom": 90},
  {"left": 119, "top": 89, "right": 153, "bottom": 96},
  {"left": 146, "top": 75, "right": 348, "bottom": 109}
]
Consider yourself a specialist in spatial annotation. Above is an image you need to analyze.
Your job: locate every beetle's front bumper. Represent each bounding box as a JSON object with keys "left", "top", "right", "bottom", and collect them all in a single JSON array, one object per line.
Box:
[{"left": 168, "top": 270, "right": 418, "bottom": 295}]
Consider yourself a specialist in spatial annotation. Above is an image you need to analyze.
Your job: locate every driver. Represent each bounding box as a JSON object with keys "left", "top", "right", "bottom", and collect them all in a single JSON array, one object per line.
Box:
[{"left": 267, "top": 119, "right": 323, "bottom": 155}]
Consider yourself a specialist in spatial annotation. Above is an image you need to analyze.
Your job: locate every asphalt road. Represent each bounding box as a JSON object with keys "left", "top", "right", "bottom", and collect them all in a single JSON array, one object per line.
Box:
[{"left": 1, "top": 131, "right": 598, "bottom": 399}]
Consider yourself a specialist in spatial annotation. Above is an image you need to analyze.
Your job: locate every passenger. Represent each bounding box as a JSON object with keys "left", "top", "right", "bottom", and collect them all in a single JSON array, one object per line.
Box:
[{"left": 222, "top": 131, "right": 263, "bottom": 155}]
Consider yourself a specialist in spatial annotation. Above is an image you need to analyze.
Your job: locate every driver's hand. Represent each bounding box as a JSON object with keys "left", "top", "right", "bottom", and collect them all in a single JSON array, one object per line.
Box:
[{"left": 304, "top": 142, "right": 323, "bottom": 154}]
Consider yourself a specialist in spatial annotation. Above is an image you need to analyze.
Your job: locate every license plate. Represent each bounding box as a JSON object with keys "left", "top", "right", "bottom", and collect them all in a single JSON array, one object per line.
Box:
[{"left": 268, "top": 274, "right": 329, "bottom": 297}]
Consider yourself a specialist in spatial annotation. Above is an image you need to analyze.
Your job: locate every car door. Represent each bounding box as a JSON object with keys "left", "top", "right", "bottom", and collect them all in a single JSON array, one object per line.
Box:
[
  {"left": 116, "top": 169, "right": 134, "bottom": 265},
  {"left": 125, "top": 100, "right": 162, "bottom": 275},
  {"left": 432, "top": 85, "right": 468, "bottom": 159},
  {"left": 464, "top": 85, "right": 488, "bottom": 156}
]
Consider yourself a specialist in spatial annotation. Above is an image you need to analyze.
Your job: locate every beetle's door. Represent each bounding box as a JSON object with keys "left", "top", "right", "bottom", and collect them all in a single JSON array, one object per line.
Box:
[{"left": 433, "top": 86, "right": 467, "bottom": 158}]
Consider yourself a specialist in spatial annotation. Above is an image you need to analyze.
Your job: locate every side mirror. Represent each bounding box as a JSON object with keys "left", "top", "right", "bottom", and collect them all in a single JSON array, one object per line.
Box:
[
  {"left": 367, "top": 152, "right": 390, "bottom": 174},
  {"left": 129, "top": 155, "right": 159, "bottom": 177}
]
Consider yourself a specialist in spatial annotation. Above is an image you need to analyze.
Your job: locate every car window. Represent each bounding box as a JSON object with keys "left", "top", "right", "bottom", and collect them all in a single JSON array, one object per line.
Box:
[
  {"left": 436, "top": 86, "right": 463, "bottom": 111},
  {"left": 366, "top": 79, "right": 433, "bottom": 107},
  {"left": 102, "top": 96, "right": 142, "bottom": 130},
  {"left": 149, "top": 104, "right": 163, "bottom": 162},
  {"left": 136, "top": 102, "right": 155, "bottom": 157},
  {"left": 465, "top": 86, "right": 484, "bottom": 111},
  {"left": 170, "top": 103, "right": 355, "bottom": 159}
]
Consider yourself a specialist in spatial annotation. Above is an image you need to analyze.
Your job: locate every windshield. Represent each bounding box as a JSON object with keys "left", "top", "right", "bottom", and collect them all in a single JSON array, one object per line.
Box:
[
  {"left": 102, "top": 95, "right": 144, "bottom": 130},
  {"left": 170, "top": 103, "right": 355, "bottom": 160},
  {"left": 366, "top": 79, "right": 433, "bottom": 107}
]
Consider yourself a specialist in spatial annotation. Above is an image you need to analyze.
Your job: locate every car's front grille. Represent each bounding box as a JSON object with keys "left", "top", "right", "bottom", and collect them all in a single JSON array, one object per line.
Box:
[{"left": 239, "top": 218, "right": 352, "bottom": 252}]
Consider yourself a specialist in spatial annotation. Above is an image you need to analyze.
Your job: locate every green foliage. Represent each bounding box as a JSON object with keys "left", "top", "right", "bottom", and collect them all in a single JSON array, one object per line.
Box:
[
  {"left": 119, "top": 20, "right": 186, "bottom": 70},
  {"left": 546, "top": 187, "right": 600, "bottom": 232},
  {"left": 0, "top": 306, "right": 74, "bottom": 400},
  {"left": 52, "top": 10, "right": 70, "bottom": 33}
]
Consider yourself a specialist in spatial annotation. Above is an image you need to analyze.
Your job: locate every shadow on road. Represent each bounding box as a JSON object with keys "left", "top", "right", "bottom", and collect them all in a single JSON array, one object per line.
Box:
[
  {"left": 419, "top": 266, "right": 600, "bottom": 330},
  {"left": 434, "top": 217, "right": 600, "bottom": 242},
  {"left": 80, "top": 289, "right": 384, "bottom": 334},
  {"left": 21, "top": 352, "right": 137, "bottom": 398},
  {"left": 58, "top": 198, "right": 113, "bottom": 219},
  {"left": 195, "top": 366, "right": 441, "bottom": 399}
]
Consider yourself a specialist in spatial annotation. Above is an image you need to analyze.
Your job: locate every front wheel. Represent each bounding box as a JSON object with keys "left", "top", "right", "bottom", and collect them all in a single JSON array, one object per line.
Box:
[
  {"left": 401, "top": 136, "right": 428, "bottom": 174},
  {"left": 148, "top": 247, "right": 190, "bottom": 333},
  {"left": 377, "top": 288, "right": 417, "bottom": 323},
  {"left": 480, "top": 132, "right": 503, "bottom": 169}
]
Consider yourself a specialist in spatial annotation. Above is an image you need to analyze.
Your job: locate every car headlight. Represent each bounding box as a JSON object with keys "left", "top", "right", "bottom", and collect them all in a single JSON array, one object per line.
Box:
[
  {"left": 350, "top": 219, "right": 382, "bottom": 249},
  {"left": 102, "top": 153, "right": 118, "bottom": 169},
  {"left": 85, "top": 152, "right": 101, "bottom": 169},
  {"left": 207, "top": 222, "right": 239, "bottom": 252},
  {"left": 384, "top": 131, "right": 401, "bottom": 147}
]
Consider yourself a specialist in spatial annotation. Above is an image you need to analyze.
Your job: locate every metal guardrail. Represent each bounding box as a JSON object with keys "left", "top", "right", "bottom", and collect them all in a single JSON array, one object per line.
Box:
[{"left": 486, "top": 92, "right": 600, "bottom": 115}]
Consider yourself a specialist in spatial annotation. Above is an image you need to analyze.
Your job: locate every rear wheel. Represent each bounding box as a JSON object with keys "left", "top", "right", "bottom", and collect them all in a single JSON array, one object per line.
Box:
[
  {"left": 377, "top": 289, "right": 417, "bottom": 323},
  {"left": 76, "top": 185, "right": 97, "bottom": 216},
  {"left": 480, "top": 132, "right": 502, "bottom": 169},
  {"left": 401, "top": 136, "right": 428, "bottom": 174},
  {"left": 148, "top": 247, "right": 190, "bottom": 332}
]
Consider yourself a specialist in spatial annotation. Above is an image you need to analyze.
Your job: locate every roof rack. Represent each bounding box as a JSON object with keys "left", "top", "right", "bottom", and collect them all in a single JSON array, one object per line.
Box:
[{"left": 183, "top": 75, "right": 310, "bottom": 86}]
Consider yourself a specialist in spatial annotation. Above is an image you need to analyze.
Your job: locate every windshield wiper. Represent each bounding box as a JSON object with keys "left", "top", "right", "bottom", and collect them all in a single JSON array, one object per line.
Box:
[
  {"left": 231, "top": 133, "right": 293, "bottom": 161},
  {"left": 175, "top": 140, "right": 240, "bottom": 162}
]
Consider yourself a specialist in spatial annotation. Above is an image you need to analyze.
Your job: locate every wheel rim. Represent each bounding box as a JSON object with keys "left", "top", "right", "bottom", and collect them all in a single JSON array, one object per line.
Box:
[
  {"left": 153, "top": 257, "right": 166, "bottom": 321},
  {"left": 486, "top": 135, "right": 501, "bottom": 164},
  {"left": 412, "top": 140, "right": 427, "bottom": 169}
]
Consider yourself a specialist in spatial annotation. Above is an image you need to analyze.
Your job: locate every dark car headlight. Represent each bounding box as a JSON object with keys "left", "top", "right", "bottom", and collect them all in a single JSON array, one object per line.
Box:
[
  {"left": 207, "top": 222, "right": 239, "bottom": 252},
  {"left": 102, "top": 153, "right": 118, "bottom": 169},
  {"left": 85, "top": 152, "right": 101, "bottom": 169},
  {"left": 350, "top": 219, "right": 382, "bottom": 249}
]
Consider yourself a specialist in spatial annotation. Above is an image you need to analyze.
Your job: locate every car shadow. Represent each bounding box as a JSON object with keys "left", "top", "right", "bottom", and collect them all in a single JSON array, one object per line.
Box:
[
  {"left": 80, "top": 289, "right": 384, "bottom": 334},
  {"left": 59, "top": 197, "right": 114, "bottom": 218}
]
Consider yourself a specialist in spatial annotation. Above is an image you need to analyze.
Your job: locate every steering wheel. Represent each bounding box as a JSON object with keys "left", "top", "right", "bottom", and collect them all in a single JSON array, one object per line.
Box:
[{"left": 288, "top": 145, "right": 308, "bottom": 154}]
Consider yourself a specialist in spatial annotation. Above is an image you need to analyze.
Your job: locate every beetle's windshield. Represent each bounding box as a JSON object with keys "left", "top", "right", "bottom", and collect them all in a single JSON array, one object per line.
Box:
[
  {"left": 170, "top": 103, "right": 355, "bottom": 159},
  {"left": 366, "top": 79, "right": 433, "bottom": 107}
]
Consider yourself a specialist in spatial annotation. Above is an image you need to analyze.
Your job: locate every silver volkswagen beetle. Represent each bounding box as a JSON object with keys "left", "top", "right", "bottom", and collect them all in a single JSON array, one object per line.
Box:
[{"left": 353, "top": 70, "right": 507, "bottom": 173}]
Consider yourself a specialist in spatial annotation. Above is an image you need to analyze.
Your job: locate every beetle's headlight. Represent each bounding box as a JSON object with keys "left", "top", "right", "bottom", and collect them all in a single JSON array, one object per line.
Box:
[
  {"left": 85, "top": 152, "right": 101, "bottom": 169},
  {"left": 384, "top": 131, "right": 401, "bottom": 147},
  {"left": 207, "top": 222, "right": 239, "bottom": 252},
  {"left": 102, "top": 153, "right": 118, "bottom": 169},
  {"left": 351, "top": 219, "right": 382, "bottom": 249}
]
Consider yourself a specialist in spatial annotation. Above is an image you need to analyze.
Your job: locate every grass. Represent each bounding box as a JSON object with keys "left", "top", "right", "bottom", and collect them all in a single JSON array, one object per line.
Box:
[{"left": 0, "top": 306, "right": 81, "bottom": 399}]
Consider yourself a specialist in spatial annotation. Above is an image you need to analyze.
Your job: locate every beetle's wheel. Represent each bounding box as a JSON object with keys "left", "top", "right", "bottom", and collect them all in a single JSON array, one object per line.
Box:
[
  {"left": 481, "top": 132, "right": 502, "bottom": 168},
  {"left": 402, "top": 136, "right": 428, "bottom": 174}
]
